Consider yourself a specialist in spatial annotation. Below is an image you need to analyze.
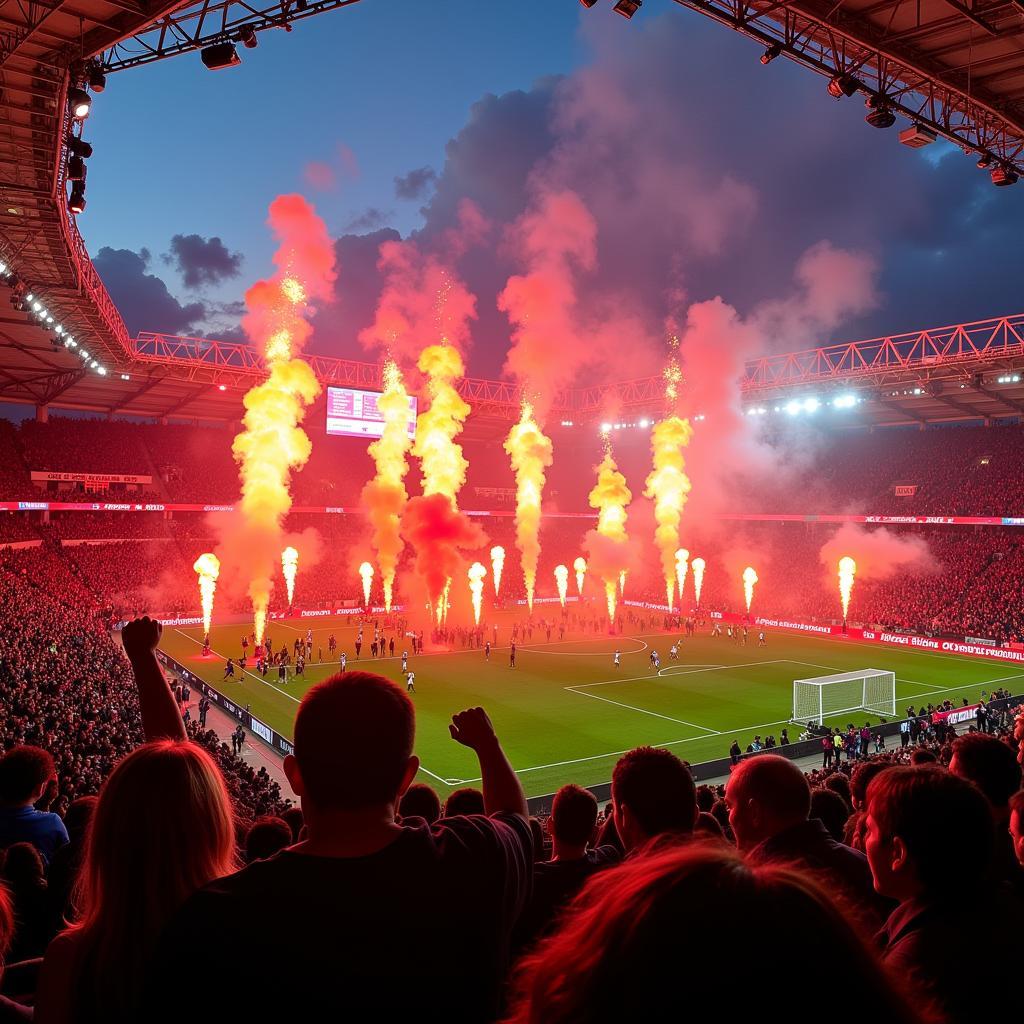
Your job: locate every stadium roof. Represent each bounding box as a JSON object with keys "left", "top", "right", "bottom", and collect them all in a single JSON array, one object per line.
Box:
[{"left": 1, "top": 0, "right": 1024, "bottom": 430}]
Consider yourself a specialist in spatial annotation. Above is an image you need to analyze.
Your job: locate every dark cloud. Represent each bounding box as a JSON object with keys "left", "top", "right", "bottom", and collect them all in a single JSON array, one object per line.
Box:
[
  {"left": 344, "top": 208, "right": 393, "bottom": 233},
  {"left": 394, "top": 166, "right": 437, "bottom": 201},
  {"left": 164, "top": 233, "right": 243, "bottom": 289},
  {"left": 305, "top": 14, "right": 1024, "bottom": 377},
  {"left": 94, "top": 247, "right": 205, "bottom": 336}
]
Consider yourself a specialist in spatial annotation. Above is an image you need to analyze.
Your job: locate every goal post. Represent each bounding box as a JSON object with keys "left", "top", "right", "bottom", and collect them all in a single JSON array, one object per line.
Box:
[{"left": 792, "top": 669, "right": 896, "bottom": 726}]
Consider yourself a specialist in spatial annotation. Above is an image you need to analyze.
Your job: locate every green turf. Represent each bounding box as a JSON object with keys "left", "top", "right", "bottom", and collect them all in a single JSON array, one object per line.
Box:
[{"left": 158, "top": 614, "right": 1022, "bottom": 798}]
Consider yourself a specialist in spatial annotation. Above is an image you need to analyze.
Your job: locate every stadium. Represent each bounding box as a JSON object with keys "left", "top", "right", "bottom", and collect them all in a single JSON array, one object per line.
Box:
[{"left": 1, "top": 0, "right": 1023, "bottom": 1020}]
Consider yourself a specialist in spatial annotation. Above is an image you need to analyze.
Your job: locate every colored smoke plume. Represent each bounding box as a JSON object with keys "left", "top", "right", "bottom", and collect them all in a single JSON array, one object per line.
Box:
[{"left": 585, "top": 447, "right": 632, "bottom": 620}]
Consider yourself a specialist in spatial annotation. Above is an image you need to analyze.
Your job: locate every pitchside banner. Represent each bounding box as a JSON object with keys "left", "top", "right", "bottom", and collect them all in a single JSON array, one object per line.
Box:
[{"left": 710, "top": 610, "right": 1024, "bottom": 665}]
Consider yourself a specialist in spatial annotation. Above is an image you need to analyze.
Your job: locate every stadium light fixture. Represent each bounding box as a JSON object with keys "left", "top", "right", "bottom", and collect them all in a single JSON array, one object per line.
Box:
[
  {"left": 201, "top": 42, "right": 241, "bottom": 70},
  {"left": 88, "top": 67, "right": 106, "bottom": 92},
  {"left": 66, "top": 338, "right": 76, "bottom": 348},
  {"left": 833, "top": 393, "right": 858, "bottom": 409},
  {"left": 238, "top": 25, "right": 258, "bottom": 49},
  {"left": 600, "top": 422, "right": 611, "bottom": 434},
  {"left": 785, "top": 400, "right": 801, "bottom": 415},
  {"left": 991, "top": 166, "right": 1019, "bottom": 187},
  {"left": 613, "top": 0, "right": 641, "bottom": 18},
  {"left": 864, "top": 96, "right": 896, "bottom": 129},
  {"left": 803, "top": 397, "right": 820, "bottom": 413},
  {"left": 827, "top": 74, "right": 859, "bottom": 99},
  {"left": 760, "top": 44, "right": 782, "bottom": 65},
  {"left": 579, "top": 0, "right": 599, "bottom": 7},
  {"left": 639, "top": 418, "right": 650, "bottom": 428},
  {"left": 0, "top": 261, "right": 6, "bottom": 275},
  {"left": 120, "top": 374, "right": 130, "bottom": 381},
  {"left": 67, "top": 136, "right": 94, "bottom": 159},
  {"left": 68, "top": 183, "right": 86, "bottom": 214},
  {"left": 68, "top": 88, "right": 91, "bottom": 119},
  {"left": 97, "top": 367, "right": 107, "bottom": 375},
  {"left": 80, "top": 349, "right": 89, "bottom": 360},
  {"left": 899, "top": 124, "right": 936, "bottom": 148},
  {"left": 218, "top": 384, "right": 227, "bottom": 392}
]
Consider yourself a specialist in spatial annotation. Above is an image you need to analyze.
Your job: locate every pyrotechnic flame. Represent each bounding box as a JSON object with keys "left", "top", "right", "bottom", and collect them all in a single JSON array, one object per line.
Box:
[
  {"left": 414, "top": 343, "right": 470, "bottom": 503},
  {"left": 281, "top": 546, "right": 299, "bottom": 606},
  {"left": 504, "top": 402, "right": 553, "bottom": 614},
  {"left": 675, "top": 548, "right": 690, "bottom": 607},
  {"left": 490, "top": 546, "right": 505, "bottom": 597},
  {"left": 692, "top": 557, "right": 706, "bottom": 607},
  {"left": 468, "top": 562, "right": 487, "bottom": 625},
  {"left": 363, "top": 360, "right": 412, "bottom": 613},
  {"left": 359, "top": 561, "right": 374, "bottom": 607},
  {"left": 554, "top": 564, "right": 569, "bottom": 608},
  {"left": 589, "top": 449, "right": 632, "bottom": 621},
  {"left": 619, "top": 570, "right": 627, "bottom": 598},
  {"left": 838, "top": 555, "right": 856, "bottom": 620},
  {"left": 743, "top": 566, "right": 759, "bottom": 613},
  {"left": 644, "top": 416, "right": 693, "bottom": 615},
  {"left": 232, "top": 197, "right": 333, "bottom": 644},
  {"left": 435, "top": 576, "right": 453, "bottom": 626},
  {"left": 574, "top": 556, "right": 587, "bottom": 596},
  {"left": 193, "top": 552, "right": 220, "bottom": 635}
]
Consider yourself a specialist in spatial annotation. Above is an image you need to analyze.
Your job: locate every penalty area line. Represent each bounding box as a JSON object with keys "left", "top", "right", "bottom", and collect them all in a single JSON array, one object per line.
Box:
[{"left": 565, "top": 686, "right": 721, "bottom": 734}]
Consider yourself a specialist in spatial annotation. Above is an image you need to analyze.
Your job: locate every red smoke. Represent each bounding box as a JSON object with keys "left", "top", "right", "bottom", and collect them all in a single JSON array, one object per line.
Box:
[
  {"left": 401, "top": 493, "right": 487, "bottom": 618},
  {"left": 499, "top": 189, "right": 596, "bottom": 416},
  {"left": 819, "top": 523, "right": 937, "bottom": 581}
]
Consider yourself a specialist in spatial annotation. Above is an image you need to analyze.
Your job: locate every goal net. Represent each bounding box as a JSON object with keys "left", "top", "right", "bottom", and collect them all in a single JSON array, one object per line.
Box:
[{"left": 792, "top": 669, "right": 896, "bottom": 726}]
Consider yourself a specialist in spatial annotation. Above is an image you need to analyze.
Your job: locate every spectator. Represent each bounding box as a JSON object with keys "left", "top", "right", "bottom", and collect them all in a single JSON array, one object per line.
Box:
[
  {"left": 1010, "top": 790, "right": 1024, "bottom": 867},
  {"left": 445, "top": 787, "right": 486, "bottom": 817},
  {"left": 514, "top": 785, "right": 620, "bottom": 952},
  {"left": 45, "top": 796, "right": 97, "bottom": 924},
  {"left": 281, "top": 805, "right": 304, "bottom": 844},
  {"left": 949, "top": 732, "right": 1024, "bottom": 890},
  {"left": 1, "top": 843, "right": 57, "bottom": 961},
  {"left": 0, "top": 748, "right": 68, "bottom": 865},
  {"left": 727, "top": 755, "right": 884, "bottom": 928},
  {"left": 398, "top": 783, "right": 442, "bottom": 824},
  {"left": 608, "top": 747, "right": 697, "bottom": 853},
  {"left": 844, "top": 761, "right": 892, "bottom": 852},
  {"left": 866, "top": 766, "right": 1024, "bottom": 1021},
  {"left": 810, "top": 788, "right": 850, "bottom": 844},
  {"left": 0, "top": 883, "right": 31, "bottom": 1020},
  {"left": 244, "top": 817, "right": 293, "bottom": 863},
  {"left": 504, "top": 845, "right": 923, "bottom": 1024},
  {"left": 142, "top": 676, "right": 532, "bottom": 1022}
]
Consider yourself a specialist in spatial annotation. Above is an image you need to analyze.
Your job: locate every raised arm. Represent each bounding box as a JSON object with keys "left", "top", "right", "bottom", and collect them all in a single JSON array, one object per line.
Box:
[
  {"left": 122, "top": 617, "right": 187, "bottom": 742},
  {"left": 449, "top": 706, "right": 527, "bottom": 818}
]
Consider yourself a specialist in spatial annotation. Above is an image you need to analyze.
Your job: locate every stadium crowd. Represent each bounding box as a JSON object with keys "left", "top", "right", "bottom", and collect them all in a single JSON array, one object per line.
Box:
[{"left": 0, "top": 597, "right": 1018, "bottom": 1021}]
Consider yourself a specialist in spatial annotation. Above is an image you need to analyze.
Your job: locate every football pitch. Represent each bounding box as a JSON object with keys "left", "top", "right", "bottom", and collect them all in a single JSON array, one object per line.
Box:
[{"left": 158, "top": 614, "right": 1022, "bottom": 798}]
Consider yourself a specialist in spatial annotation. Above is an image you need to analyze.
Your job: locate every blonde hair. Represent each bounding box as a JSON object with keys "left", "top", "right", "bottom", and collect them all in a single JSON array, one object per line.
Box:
[{"left": 70, "top": 741, "right": 237, "bottom": 1021}]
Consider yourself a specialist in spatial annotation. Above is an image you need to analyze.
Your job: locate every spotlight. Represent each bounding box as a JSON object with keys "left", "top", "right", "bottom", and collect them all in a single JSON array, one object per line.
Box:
[
  {"left": 201, "top": 42, "right": 241, "bottom": 70},
  {"left": 579, "top": 0, "right": 599, "bottom": 6},
  {"left": 97, "top": 367, "right": 107, "bottom": 375},
  {"left": 120, "top": 374, "right": 130, "bottom": 381},
  {"left": 238, "top": 25, "right": 258, "bottom": 48},
  {"left": 0, "top": 261, "right": 5, "bottom": 274},
  {"left": 827, "top": 74, "right": 859, "bottom": 99},
  {"left": 67, "top": 155, "right": 85, "bottom": 182},
  {"left": 67, "top": 136, "right": 93, "bottom": 159},
  {"left": 68, "top": 183, "right": 86, "bottom": 214},
  {"left": 864, "top": 96, "right": 895, "bottom": 129},
  {"left": 760, "top": 44, "right": 782, "bottom": 65},
  {"left": 613, "top": 0, "right": 641, "bottom": 17},
  {"left": 88, "top": 68, "right": 106, "bottom": 92},
  {"left": 899, "top": 123, "right": 936, "bottom": 148},
  {"left": 976, "top": 153, "right": 993, "bottom": 169},
  {"left": 218, "top": 384, "right": 227, "bottom": 392},
  {"left": 68, "top": 87, "right": 91, "bottom": 119},
  {"left": 991, "top": 166, "right": 1019, "bottom": 187}
]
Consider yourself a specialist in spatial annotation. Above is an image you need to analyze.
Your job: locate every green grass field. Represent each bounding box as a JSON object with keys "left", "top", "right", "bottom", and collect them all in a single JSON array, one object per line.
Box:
[{"left": 158, "top": 614, "right": 1023, "bottom": 798}]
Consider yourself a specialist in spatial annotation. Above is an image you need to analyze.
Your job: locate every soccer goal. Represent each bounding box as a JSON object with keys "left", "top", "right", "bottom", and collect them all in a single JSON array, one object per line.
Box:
[{"left": 792, "top": 669, "right": 896, "bottom": 726}]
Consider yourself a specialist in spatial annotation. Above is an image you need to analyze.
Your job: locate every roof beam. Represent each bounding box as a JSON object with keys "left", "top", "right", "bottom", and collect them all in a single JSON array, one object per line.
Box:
[
  {"left": 975, "top": 384, "right": 1024, "bottom": 415},
  {"left": 157, "top": 386, "right": 210, "bottom": 419},
  {"left": 876, "top": 398, "right": 927, "bottom": 424}
]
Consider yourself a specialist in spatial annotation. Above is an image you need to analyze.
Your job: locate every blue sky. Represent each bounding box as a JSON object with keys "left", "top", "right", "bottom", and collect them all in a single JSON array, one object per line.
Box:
[{"left": 84, "top": 0, "right": 587, "bottom": 272}]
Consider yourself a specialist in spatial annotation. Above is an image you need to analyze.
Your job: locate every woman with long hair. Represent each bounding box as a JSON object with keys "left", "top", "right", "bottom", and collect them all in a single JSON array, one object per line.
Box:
[
  {"left": 505, "top": 843, "right": 929, "bottom": 1024},
  {"left": 37, "top": 618, "right": 237, "bottom": 1024}
]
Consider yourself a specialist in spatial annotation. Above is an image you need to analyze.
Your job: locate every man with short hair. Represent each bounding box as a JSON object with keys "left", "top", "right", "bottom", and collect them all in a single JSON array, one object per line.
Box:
[
  {"left": 144, "top": 673, "right": 532, "bottom": 1022},
  {"left": 514, "top": 784, "right": 620, "bottom": 952},
  {"left": 609, "top": 747, "right": 697, "bottom": 852},
  {"left": 727, "top": 754, "right": 883, "bottom": 927},
  {"left": 949, "top": 732, "right": 1023, "bottom": 889},
  {"left": 0, "top": 746, "right": 68, "bottom": 863},
  {"left": 865, "top": 766, "right": 1023, "bottom": 1020}
]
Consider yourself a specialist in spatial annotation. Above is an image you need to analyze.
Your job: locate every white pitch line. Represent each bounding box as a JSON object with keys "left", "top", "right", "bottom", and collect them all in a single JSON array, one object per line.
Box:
[
  {"left": 518, "top": 639, "right": 650, "bottom": 657},
  {"left": 173, "top": 629, "right": 301, "bottom": 704},
  {"left": 565, "top": 686, "right": 721, "bottom": 733}
]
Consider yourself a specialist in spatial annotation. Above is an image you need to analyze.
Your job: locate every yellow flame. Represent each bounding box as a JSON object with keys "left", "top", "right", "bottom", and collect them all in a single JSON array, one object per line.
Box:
[
  {"left": 359, "top": 561, "right": 374, "bottom": 607},
  {"left": 504, "top": 402, "right": 553, "bottom": 614},
  {"left": 643, "top": 416, "right": 693, "bottom": 615},
  {"left": 281, "top": 546, "right": 299, "bottom": 606},
  {"left": 573, "top": 556, "right": 587, "bottom": 596},
  {"left": 233, "top": 261, "right": 323, "bottom": 645},
  {"left": 691, "top": 557, "right": 706, "bottom": 606},
  {"left": 365, "top": 360, "right": 412, "bottom": 612},
  {"left": 619, "top": 570, "right": 627, "bottom": 597},
  {"left": 435, "top": 576, "right": 453, "bottom": 626},
  {"left": 193, "top": 552, "right": 220, "bottom": 635},
  {"left": 589, "top": 449, "right": 631, "bottom": 621},
  {"left": 490, "top": 546, "right": 505, "bottom": 597},
  {"left": 675, "top": 548, "right": 690, "bottom": 607},
  {"left": 414, "top": 343, "right": 470, "bottom": 504},
  {"left": 838, "top": 555, "right": 856, "bottom": 620},
  {"left": 554, "top": 564, "right": 569, "bottom": 608},
  {"left": 743, "top": 566, "right": 759, "bottom": 613},
  {"left": 468, "top": 561, "right": 487, "bottom": 625}
]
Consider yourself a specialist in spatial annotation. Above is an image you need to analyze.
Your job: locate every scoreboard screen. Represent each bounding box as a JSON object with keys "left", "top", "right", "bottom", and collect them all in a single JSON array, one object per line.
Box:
[{"left": 325, "top": 386, "right": 417, "bottom": 439}]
